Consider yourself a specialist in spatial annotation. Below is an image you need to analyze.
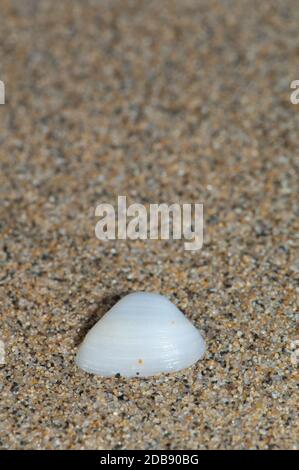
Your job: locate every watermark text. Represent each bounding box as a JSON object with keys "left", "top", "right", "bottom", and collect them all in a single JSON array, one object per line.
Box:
[
  {"left": 0, "top": 80, "right": 5, "bottom": 104},
  {"left": 95, "top": 196, "right": 203, "bottom": 251}
]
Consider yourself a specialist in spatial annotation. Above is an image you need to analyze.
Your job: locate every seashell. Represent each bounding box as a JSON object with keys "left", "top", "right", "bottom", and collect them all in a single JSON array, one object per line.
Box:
[{"left": 76, "top": 292, "right": 206, "bottom": 378}]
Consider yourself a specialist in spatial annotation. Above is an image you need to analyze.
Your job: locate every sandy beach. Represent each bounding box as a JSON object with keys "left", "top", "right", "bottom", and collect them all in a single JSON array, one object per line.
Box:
[{"left": 0, "top": 0, "right": 298, "bottom": 449}]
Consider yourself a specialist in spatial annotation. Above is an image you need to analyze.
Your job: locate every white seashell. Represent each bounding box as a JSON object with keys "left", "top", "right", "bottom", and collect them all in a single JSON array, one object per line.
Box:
[{"left": 76, "top": 292, "right": 206, "bottom": 378}]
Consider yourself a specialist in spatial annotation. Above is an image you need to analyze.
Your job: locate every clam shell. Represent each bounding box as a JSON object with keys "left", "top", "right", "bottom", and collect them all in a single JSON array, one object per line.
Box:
[{"left": 76, "top": 292, "right": 206, "bottom": 377}]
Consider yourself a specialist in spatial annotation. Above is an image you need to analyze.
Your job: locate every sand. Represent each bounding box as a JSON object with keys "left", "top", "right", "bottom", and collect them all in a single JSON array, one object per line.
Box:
[{"left": 0, "top": 0, "right": 298, "bottom": 450}]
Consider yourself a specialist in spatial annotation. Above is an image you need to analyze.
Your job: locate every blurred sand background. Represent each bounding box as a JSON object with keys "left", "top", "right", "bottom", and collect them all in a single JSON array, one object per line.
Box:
[{"left": 0, "top": 0, "right": 298, "bottom": 449}]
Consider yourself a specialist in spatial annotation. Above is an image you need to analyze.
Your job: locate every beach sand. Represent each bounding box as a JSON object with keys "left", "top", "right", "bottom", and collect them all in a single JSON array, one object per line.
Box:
[{"left": 0, "top": 0, "right": 298, "bottom": 449}]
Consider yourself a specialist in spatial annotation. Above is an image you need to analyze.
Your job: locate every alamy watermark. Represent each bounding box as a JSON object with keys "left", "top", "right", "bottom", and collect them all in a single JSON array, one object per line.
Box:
[
  {"left": 0, "top": 80, "right": 5, "bottom": 104},
  {"left": 290, "top": 339, "right": 299, "bottom": 365},
  {"left": 95, "top": 196, "right": 203, "bottom": 251},
  {"left": 0, "top": 339, "right": 5, "bottom": 365},
  {"left": 290, "top": 80, "right": 299, "bottom": 104}
]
